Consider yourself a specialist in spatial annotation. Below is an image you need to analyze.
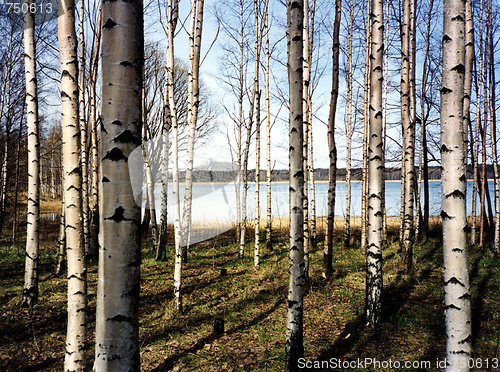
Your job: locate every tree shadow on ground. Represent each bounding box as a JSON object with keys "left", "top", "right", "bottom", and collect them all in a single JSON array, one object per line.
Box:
[
  {"left": 150, "top": 297, "right": 284, "bottom": 371},
  {"left": 310, "top": 269, "right": 433, "bottom": 372}
]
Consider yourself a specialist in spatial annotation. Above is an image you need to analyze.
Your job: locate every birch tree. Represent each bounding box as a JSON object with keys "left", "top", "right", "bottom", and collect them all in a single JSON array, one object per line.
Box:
[
  {"left": 156, "top": 0, "right": 179, "bottom": 261},
  {"left": 166, "top": 0, "right": 183, "bottom": 312},
  {"left": 94, "top": 0, "right": 143, "bottom": 368},
  {"left": 180, "top": 0, "right": 204, "bottom": 262},
  {"left": 89, "top": 5, "right": 102, "bottom": 261},
  {"left": 285, "top": 0, "right": 305, "bottom": 369},
  {"left": 21, "top": 0, "right": 40, "bottom": 308},
  {"left": 325, "top": 0, "right": 341, "bottom": 275},
  {"left": 58, "top": 0, "right": 87, "bottom": 369},
  {"left": 487, "top": 2, "right": 499, "bottom": 254},
  {"left": 78, "top": 0, "right": 90, "bottom": 258},
  {"left": 441, "top": 0, "right": 471, "bottom": 368},
  {"left": 401, "top": 0, "right": 415, "bottom": 273},
  {"left": 365, "top": 0, "right": 384, "bottom": 327},
  {"left": 344, "top": 0, "right": 354, "bottom": 249},
  {"left": 264, "top": 1, "right": 272, "bottom": 252}
]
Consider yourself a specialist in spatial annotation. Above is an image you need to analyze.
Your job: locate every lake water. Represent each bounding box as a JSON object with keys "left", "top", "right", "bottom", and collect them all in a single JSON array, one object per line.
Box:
[{"left": 147, "top": 180, "right": 495, "bottom": 224}]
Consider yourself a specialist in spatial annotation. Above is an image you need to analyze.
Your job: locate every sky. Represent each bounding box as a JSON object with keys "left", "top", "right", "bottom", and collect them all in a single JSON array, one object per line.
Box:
[{"left": 144, "top": 0, "right": 333, "bottom": 171}]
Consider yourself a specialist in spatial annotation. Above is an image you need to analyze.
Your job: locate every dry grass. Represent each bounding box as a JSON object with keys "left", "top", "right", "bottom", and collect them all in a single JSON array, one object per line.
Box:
[{"left": 1, "top": 217, "right": 499, "bottom": 371}]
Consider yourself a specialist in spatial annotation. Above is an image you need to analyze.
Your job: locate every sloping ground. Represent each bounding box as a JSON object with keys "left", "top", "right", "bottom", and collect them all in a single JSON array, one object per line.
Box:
[{"left": 0, "top": 219, "right": 499, "bottom": 371}]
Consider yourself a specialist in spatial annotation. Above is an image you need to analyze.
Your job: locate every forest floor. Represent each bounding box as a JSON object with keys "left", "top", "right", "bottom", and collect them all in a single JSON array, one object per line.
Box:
[{"left": 1, "top": 209, "right": 500, "bottom": 371}]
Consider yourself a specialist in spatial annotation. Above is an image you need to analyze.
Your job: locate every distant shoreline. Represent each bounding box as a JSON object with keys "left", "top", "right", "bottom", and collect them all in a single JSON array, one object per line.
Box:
[{"left": 160, "top": 179, "right": 487, "bottom": 185}]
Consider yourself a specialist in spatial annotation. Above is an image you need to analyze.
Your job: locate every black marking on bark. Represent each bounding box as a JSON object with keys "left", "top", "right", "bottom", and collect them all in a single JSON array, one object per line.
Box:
[
  {"left": 441, "top": 210, "right": 452, "bottom": 220},
  {"left": 102, "top": 148, "right": 127, "bottom": 162},
  {"left": 103, "top": 18, "right": 117, "bottom": 30},
  {"left": 112, "top": 120, "right": 122, "bottom": 126},
  {"left": 451, "top": 64, "right": 466, "bottom": 74},
  {"left": 105, "top": 206, "right": 132, "bottom": 222},
  {"left": 128, "top": 258, "right": 140, "bottom": 267},
  {"left": 287, "top": 300, "right": 298, "bottom": 308},
  {"left": 445, "top": 277, "right": 465, "bottom": 286},
  {"left": 446, "top": 190, "right": 465, "bottom": 199},
  {"left": 113, "top": 130, "right": 141, "bottom": 146},
  {"left": 451, "top": 14, "right": 464, "bottom": 22},
  {"left": 441, "top": 144, "right": 452, "bottom": 153},
  {"left": 452, "top": 248, "right": 464, "bottom": 253},
  {"left": 443, "top": 34, "right": 452, "bottom": 42},
  {"left": 120, "top": 61, "right": 133, "bottom": 67},
  {"left": 61, "top": 70, "right": 76, "bottom": 82},
  {"left": 102, "top": 177, "right": 110, "bottom": 182},
  {"left": 459, "top": 174, "right": 466, "bottom": 182},
  {"left": 107, "top": 314, "right": 133, "bottom": 322},
  {"left": 61, "top": 91, "right": 70, "bottom": 99},
  {"left": 292, "top": 35, "right": 301, "bottom": 42},
  {"left": 444, "top": 304, "right": 460, "bottom": 311},
  {"left": 375, "top": 111, "right": 382, "bottom": 119},
  {"left": 458, "top": 292, "right": 471, "bottom": 300},
  {"left": 69, "top": 167, "right": 81, "bottom": 176},
  {"left": 440, "top": 87, "right": 452, "bottom": 94}
]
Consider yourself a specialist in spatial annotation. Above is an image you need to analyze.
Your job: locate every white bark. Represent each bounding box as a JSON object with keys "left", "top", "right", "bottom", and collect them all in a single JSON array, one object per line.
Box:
[
  {"left": 181, "top": 0, "right": 204, "bottom": 260},
  {"left": 344, "top": 0, "right": 354, "bottom": 248},
  {"left": 302, "top": 0, "right": 310, "bottom": 278},
  {"left": 94, "top": 0, "right": 143, "bottom": 368},
  {"left": 441, "top": 0, "right": 471, "bottom": 368},
  {"left": 401, "top": 0, "right": 415, "bottom": 273},
  {"left": 79, "top": 0, "right": 90, "bottom": 258},
  {"left": 285, "top": 0, "right": 305, "bottom": 369},
  {"left": 166, "top": 0, "right": 183, "bottom": 312},
  {"left": 264, "top": 2, "right": 272, "bottom": 253},
  {"left": 59, "top": 1, "right": 87, "bottom": 368},
  {"left": 21, "top": 0, "right": 40, "bottom": 308},
  {"left": 366, "top": 0, "right": 384, "bottom": 327}
]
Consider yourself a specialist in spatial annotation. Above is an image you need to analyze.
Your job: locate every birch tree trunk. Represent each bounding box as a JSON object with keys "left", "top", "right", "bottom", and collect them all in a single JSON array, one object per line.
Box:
[
  {"left": 155, "top": 1, "right": 178, "bottom": 261},
  {"left": 12, "top": 118, "right": 23, "bottom": 249},
  {"left": 181, "top": 0, "right": 204, "bottom": 262},
  {"left": 344, "top": 0, "right": 354, "bottom": 249},
  {"left": 302, "top": 0, "right": 310, "bottom": 279},
  {"left": 307, "top": 0, "right": 317, "bottom": 249},
  {"left": 264, "top": 2, "right": 272, "bottom": 253},
  {"left": 285, "top": 0, "right": 305, "bottom": 369},
  {"left": 471, "top": 0, "right": 483, "bottom": 246},
  {"left": 236, "top": 0, "right": 244, "bottom": 249},
  {"left": 488, "top": 4, "right": 499, "bottom": 254},
  {"left": 401, "top": 0, "right": 415, "bottom": 274},
  {"left": 325, "top": 0, "right": 341, "bottom": 275},
  {"left": 253, "top": 0, "right": 263, "bottom": 267},
  {"left": 142, "top": 95, "right": 158, "bottom": 248},
  {"left": 59, "top": 1, "right": 87, "bottom": 368},
  {"left": 361, "top": 0, "right": 371, "bottom": 252},
  {"left": 365, "top": 0, "right": 384, "bottom": 327},
  {"left": 380, "top": 0, "right": 389, "bottom": 244},
  {"left": 163, "top": 0, "right": 182, "bottom": 312},
  {"left": 79, "top": 0, "right": 90, "bottom": 259},
  {"left": 94, "top": 0, "right": 143, "bottom": 368},
  {"left": 441, "top": 0, "right": 472, "bottom": 368},
  {"left": 89, "top": 7, "right": 102, "bottom": 261},
  {"left": 254, "top": 90, "right": 261, "bottom": 267},
  {"left": 56, "top": 199, "right": 66, "bottom": 276},
  {"left": 416, "top": 0, "right": 434, "bottom": 241},
  {"left": 21, "top": 0, "right": 40, "bottom": 308}
]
